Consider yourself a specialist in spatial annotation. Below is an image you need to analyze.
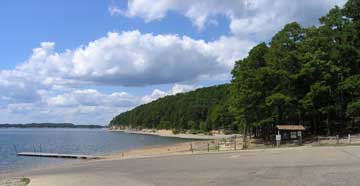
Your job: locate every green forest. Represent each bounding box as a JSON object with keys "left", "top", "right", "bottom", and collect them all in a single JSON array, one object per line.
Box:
[
  {"left": 110, "top": 0, "right": 360, "bottom": 137},
  {"left": 110, "top": 84, "right": 236, "bottom": 134}
]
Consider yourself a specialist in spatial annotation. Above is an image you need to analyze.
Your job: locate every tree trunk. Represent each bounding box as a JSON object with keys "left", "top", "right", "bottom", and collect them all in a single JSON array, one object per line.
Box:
[
  {"left": 242, "top": 123, "right": 248, "bottom": 149},
  {"left": 326, "top": 112, "right": 331, "bottom": 136},
  {"left": 313, "top": 115, "right": 317, "bottom": 136}
]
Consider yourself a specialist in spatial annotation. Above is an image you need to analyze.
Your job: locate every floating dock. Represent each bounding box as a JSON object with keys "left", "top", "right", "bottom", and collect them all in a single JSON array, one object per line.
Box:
[{"left": 17, "top": 152, "right": 101, "bottom": 159}]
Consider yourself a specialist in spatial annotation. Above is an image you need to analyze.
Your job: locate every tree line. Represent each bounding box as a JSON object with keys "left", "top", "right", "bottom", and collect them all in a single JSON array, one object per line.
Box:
[
  {"left": 0, "top": 123, "right": 104, "bottom": 128},
  {"left": 232, "top": 0, "right": 360, "bottom": 139},
  {"left": 109, "top": 84, "right": 236, "bottom": 134},
  {"left": 110, "top": 0, "right": 359, "bottom": 138}
]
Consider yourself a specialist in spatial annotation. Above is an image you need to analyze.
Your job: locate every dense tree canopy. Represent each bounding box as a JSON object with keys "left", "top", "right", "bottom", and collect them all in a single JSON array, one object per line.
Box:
[
  {"left": 110, "top": 0, "right": 359, "bottom": 137},
  {"left": 109, "top": 85, "right": 236, "bottom": 134},
  {"left": 232, "top": 0, "right": 360, "bottom": 137}
]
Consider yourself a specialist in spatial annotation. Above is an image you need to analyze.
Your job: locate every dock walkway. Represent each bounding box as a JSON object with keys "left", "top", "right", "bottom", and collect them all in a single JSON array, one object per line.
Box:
[{"left": 17, "top": 152, "right": 101, "bottom": 159}]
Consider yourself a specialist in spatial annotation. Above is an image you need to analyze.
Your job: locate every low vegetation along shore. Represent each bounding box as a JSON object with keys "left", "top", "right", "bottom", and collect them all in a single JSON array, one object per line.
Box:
[{"left": 0, "top": 177, "right": 30, "bottom": 186}]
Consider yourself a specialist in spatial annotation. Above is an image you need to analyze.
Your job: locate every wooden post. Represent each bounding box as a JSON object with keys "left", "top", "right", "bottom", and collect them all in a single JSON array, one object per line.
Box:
[
  {"left": 190, "top": 143, "right": 193, "bottom": 154},
  {"left": 217, "top": 141, "right": 220, "bottom": 152},
  {"left": 13, "top": 144, "right": 18, "bottom": 153},
  {"left": 276, "top": 130, "right": 281, "bottom": 147},
  {"left": 336, "top": 135, "right": 339, "bottom": 145},
  {"left": 242, "top": 123, "right": 248, "bottom": 149},
  {"left": 298, "top": 131, "right": 302, "bottom": 145},
  {"left": 234, "top": 136, "right": 237, "bottom": 151},
  {"left": 207, "top": 143, "right": 209, "bottom": 152}
]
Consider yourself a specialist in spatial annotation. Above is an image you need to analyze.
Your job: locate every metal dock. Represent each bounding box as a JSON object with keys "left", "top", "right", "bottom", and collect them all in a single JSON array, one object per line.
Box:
[{"left": 17, "top": 152, "right": 101, "bottom": 159}]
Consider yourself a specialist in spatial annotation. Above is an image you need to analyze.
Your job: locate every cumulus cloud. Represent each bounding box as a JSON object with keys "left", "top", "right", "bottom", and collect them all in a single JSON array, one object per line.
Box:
[
  {"left": 47, "top": 89, "right": 139, "bottom": 108},
  {"left": 70, "top": 31, "right": 228, "bottom": 86},
  {"left": 120, "top": 0, "right": 247, "bottom": 30},
  {"left": 170, "top": 84, "right": 196, "bottom": 95},
  {"left": 141, "top": 83, "right": 196, "bottom": 103},
  {"left": 0, "top": 83, "right": 195, "bottom": 124},
  {"left": 0, "top": 70, "right": 42, "bottom": 105},
  {"left": 9, "top": 31, "right": 237, "bottom": 88},
  {"left": 141, "top": 89, "right": 168, "bottom": 103},
  {"left": 119, "top": 0, "right": 346, "bottom": 37}
]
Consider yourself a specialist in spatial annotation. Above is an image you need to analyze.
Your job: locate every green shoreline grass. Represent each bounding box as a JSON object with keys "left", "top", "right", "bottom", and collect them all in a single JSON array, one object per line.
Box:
[{"left": 20, "top": 178, "right": 30, "bottom": 186}]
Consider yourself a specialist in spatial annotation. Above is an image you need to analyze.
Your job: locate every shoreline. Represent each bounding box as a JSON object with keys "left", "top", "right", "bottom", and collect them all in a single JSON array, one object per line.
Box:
[
  {"left": 0, "top": 129, "right": 250, "bottom": 178},
  {"left": 0, "top": 141, "right": 201, "bottom": 184},
  {"left": 2, "top": 128, "right": 223, "bottom": 179},
  {"left": 3, "top": 133, "right": 360, "bottom": 179},
  {"left": 7, "top": 130, "right": 354, "bottom": 182},
  {"left": 0, "top": 139, "right": 201, "bottom": 178},
  {"left": 0, "top": 139, "right": 290, "bottom": 178},
  {"left": 5, "top": 129, "right": 356, "bottom": 180},
  {"left": 2, "top": 144, "right": 344, "bottom": 186},
  {"left": 3, "top": 138, "right": 359, "bottom": 185},
  {"left": 109, "top": 128, "right": 240, "bottom": 140}
]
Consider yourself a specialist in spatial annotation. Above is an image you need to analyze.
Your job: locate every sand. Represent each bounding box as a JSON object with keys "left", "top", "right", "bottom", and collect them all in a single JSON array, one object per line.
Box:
[{"left": 110, "top": 129, "right": 239, "bottom": 139}]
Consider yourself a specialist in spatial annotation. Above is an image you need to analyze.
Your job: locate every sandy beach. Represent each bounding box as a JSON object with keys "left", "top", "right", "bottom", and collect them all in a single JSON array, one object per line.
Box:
[{"left": 109, "top": 129, "right": 239, "bottom": 140}]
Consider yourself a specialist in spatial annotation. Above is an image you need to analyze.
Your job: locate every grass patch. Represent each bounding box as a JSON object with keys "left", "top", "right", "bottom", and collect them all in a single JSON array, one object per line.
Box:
[{"left": 20, "top": 178, "right": 30, "bottom": 186}]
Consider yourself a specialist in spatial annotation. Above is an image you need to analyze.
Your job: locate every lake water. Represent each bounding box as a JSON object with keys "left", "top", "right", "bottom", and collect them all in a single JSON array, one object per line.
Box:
[{"left": 0, "top": 128, "right": 190, "bottom": 174}]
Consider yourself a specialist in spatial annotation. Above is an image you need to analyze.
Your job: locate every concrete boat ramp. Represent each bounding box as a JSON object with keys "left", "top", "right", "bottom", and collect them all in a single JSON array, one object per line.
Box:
[{"left": 17, "top": 152, "right": 101, "bottom": 159}]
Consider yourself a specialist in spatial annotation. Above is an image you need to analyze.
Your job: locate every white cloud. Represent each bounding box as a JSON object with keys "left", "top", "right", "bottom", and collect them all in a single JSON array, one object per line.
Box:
[
  {"left": 9, "top": 31, "right": 237, "bottom": 88},
  {"left": 70, "top": 31, "right": 228, "bottom": 86},
  {"left": 141, "top": 89, "right": 168, "bottom": 103},
  {"left": 169, "top": 84, "right": 196, "bottom": 95},
  {"left": 108, "top": 5, "right": 123, "bottom": 16},
  {"left": 141, "top": 83, "right": 196, "bottom": 103},
  {"left": 228, "top": 0, "right": 347, "bottom": 40},
  {"left": 120, "top": 0, "right": 247, "bottom": 30},
  {"left": 0, "top": 83, "right": 196, "bottom": 125},
  {"left": 47, "top": 89, "right": 139, "bottom": 108},
  {"left": 119, "top": 0, "right": 346, "bottom": 37},
  {"left": 0, "top": 70, "right": 42, "bottom": 104}
]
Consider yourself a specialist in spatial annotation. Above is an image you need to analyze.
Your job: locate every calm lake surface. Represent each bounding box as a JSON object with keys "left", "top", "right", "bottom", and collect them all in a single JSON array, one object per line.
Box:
[{"left": 0, "top": 128, "right": 190, "bottom": 174}]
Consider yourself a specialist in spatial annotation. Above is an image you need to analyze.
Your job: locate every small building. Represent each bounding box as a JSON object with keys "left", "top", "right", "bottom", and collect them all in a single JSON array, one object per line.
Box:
[{"left": 276, "top": 125, "right": 305, "bottom": 144}]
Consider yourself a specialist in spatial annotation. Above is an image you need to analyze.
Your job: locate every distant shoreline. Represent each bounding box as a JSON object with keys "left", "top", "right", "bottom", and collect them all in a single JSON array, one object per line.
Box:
[{"left": 0, "top": 123, "right": 105, "bottom": 129}]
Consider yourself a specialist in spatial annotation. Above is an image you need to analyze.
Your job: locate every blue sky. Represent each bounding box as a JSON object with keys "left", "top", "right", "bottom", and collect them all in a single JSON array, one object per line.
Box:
[
  {"left": 0, "top": 0, "right": 345, "bottom": 125},
  {"left": 0, "top": 0, "right": 229, "bottom": 70}
]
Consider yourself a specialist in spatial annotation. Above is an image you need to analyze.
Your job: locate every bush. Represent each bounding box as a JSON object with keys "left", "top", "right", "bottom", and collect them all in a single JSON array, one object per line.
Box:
[{"left": 172, "top": 128, "right": 180, "bottom": 134}]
